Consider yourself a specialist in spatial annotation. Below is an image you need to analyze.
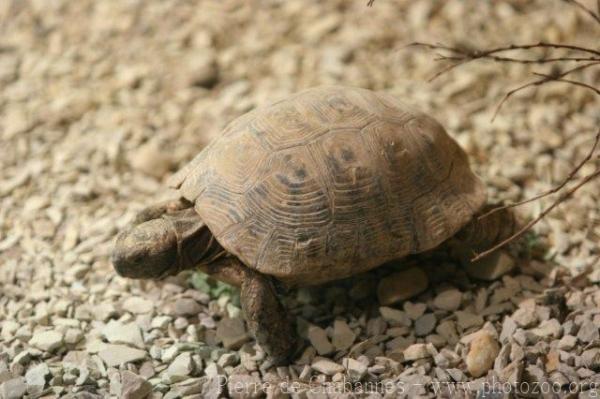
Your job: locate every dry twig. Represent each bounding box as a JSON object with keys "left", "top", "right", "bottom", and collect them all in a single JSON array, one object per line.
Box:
[{"left": 404, "top": 2, "right": 600, "bottom": 259}]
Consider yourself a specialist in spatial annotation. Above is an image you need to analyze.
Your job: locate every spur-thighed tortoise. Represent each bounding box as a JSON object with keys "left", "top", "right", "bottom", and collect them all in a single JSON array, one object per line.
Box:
[{"left": 112, "top": 86, "right": 517, "bottom": 364}]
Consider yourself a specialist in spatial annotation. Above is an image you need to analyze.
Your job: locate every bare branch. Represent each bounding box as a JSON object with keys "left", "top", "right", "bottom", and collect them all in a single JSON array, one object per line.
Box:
[
  {"left": 492, "top": 61, "right": 600, "bottom": 120},
  {"left": 367, "top": 0, "right": 375, "bottom": 6}
]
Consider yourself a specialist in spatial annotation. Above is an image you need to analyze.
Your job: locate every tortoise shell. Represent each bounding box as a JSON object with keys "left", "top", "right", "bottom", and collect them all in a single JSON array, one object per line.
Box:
[{"left": 169, "top": 86, "right": 486, "bottom": 286}]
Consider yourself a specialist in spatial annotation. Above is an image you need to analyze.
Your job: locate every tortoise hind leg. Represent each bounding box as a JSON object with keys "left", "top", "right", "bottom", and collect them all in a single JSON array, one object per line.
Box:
[{"left": 241, "top": 269, "right": 299, "bottom": 365}]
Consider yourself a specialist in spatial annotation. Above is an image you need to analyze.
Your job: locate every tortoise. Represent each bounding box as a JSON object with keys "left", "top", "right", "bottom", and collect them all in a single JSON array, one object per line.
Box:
[{"left": 112, "top": 85, "right": 517, "bottom": 365}]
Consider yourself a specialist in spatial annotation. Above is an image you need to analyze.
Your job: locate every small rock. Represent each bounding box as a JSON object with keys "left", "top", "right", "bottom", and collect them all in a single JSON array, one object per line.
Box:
[
  {"left": 415, "top": 314, "right": 437, "bottom": 337},
  {"left": 530, "top": 319, "right": 562, "bottom": 340},
  {"left": 311, "top": 357, "right": 345, "bottom": 375},
  {"left": 184, "top": 52, "right": 219, "bottom": 88},
  {"left": 120, "top": 371, "right": 152, "bottom": 399},
  {"left": 98, "top": 345, "right": 147, "bottom": 367},
  {"left": 171, "top": 298, "right": 202, "bottom": 317},
  {"left": 123, "top": 297, "right": 154, "bottom": 314},
  {"left": 165, "top": 353, "right": 195, "bottom": 383},
  {"left": 379, "top": 307, "right": 410, "bottom": 326},
  {"left": 455, "top": 311, "right": 484, "bottom": 330},
  {"left": 577, "top": 319, "right": 600, "bottom": 343},
  {"left": 25, "top": 363, "right": 50, "bottom": 390},
  {"left": 130, "top": 140, "right": 172, "bottom": 179},
  {"left": 403, "top": 302, "right": 427, "bottom": 320},
  {"left": 558, "top": 335, "right": 577, "bottom": 350},
  {"left": 29, "top": 331, "right": 64, "bottom": 352},
  {"left": 433, "top": 289, "right": 462, "bottom": 311},
  {"left": 499, "top": 317, "right": 517, "bottom": 343},
  {"left": 217, "top": 353, "right": 238, "bottom": 368},
  {"left": 403, "top": 344, "right": 431, "bottom": 361},
  {"left": 216, "top": 318, "right": 249, "bottom": 350},
  {"left": 512, "top": 307, "right": 538, "bottom": 328},
  {"left": 0, "top": 378, "right": 27, "bottom": 399},
  {"left": 307, "top": 325, "right": 334, "bottom": 355},
  {"left": 332, "top": 320, "right": 356, "bottom": 351},
  {"left": 465, "top": 331, "right": 500, "bottom": 378},
  {"left": 464, "top": 250, "right": 515, "bottom": 281},
  {"left": 343, "top": 358, "right": 367, "bottom": 382},
  {"left": 377, "top": 267, "right": 429, "bottom": 305},
  {"left": 102, "top": 320, "right": 145, "bottom": 349}
]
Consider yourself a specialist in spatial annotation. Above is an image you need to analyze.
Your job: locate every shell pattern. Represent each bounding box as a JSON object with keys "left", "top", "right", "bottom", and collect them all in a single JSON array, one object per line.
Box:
[{"left": 169, "top": 86, "right": 486, "bottom": 286}]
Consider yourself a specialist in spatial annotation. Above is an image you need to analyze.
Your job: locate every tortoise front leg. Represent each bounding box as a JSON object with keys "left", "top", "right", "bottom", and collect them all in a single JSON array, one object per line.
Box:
[
  {"left": 131, "top": 197, "right": 193, "bottom": 226},
  {"left": 240, "top": 268, "right": 299, "bottom": 365}
]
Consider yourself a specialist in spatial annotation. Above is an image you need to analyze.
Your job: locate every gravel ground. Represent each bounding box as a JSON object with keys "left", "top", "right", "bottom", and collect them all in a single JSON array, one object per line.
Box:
[{"left": 1, "top": 1, "right": 599, "bottom": 398}]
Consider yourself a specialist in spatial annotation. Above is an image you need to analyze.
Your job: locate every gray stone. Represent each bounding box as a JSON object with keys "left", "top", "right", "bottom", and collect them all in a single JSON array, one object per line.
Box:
[
  {"left": 123, "top": 297, "right": 154, "bottom": 314},
  {"left": 216, "top": 318, "right": 249, "bottom": 350},
  {"left": 165, "top": 352, "right": 195, "bottom": 383},
  {"left": 403, "top": 344, "right": 431, "bottom": 361},
  {"left": 25, "top": 362, "right": 50, "bottom": 390},
  {"left": 120, "top": 371, "right": 152, "bottom": 399},
  {"left": 464, "top": 250, "right": 515, "bottom": 281},
  {"left": 415, "top": 313, "right": 437, "bottom": 337},
  {"left": 29, "top": 331, "right": 64, "bottom": 352},
  {"left": 227, "top": 373, "right": 263, "bottom": 399},
  {"left": 0, "top": 378, "right": 27, "bottom": 399},
  {"left": 377, "top": 268, "right": 429, "bottom": 305},
  {"left": 455, "top": 311, "right": 484, "bottom": 330},
  {"left": 379, "top": 306, "right": 411, "bottom": 326},
  {"left": 332, "top": 320, "right": 356, "bottom": 351},
  {"left": 433, "top": 289, "right": 462, "bottom": 311},
  {"left": 102, "top": 320, "right": 145, "bottom": 349},
  {"left": 311, "top": 357, "right": 344, "bottom": 375},
  {"left": 307, "top": 325, "right": 334, "bottom": 355},
  {"left": 98, "top": 344, "right": 147, "bottom": 367}
]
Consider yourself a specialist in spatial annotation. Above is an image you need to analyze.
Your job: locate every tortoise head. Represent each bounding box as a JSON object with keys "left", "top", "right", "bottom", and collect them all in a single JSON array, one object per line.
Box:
[{"left": 112, "top": 218, "right": 179, "bottom": 279}]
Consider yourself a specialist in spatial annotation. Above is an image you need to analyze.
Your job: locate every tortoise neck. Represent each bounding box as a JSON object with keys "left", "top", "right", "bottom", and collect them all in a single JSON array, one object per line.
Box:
[{"left": 161, "top": 208, "right": 226, "bottom": 272}]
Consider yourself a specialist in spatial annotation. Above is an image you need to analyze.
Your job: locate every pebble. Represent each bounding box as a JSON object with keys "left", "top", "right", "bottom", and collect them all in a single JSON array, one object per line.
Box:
[
  {"left": 530, "top": 318, "right": 562, "bottom": 340},
  {"left": 120, "top": 371, "right": 152, "bottom": 399},
  {"left": 98, "top": 345, "right": 147, "bottom": 367},
  {"left": 414, "top": 313, "right": 437, "bottom": 337},
  {"left": 0, "top": 378, "right": 27, "bottom": 399},
  {"left": 29, "top": 331, "right": 64, "bottom": 352},
  {"left": 170, "top": 298, "right": 203, "bottom": 317},
  {"left": 377, "top": 267, "right": 429, "bottom": 305},
  {"left": 332, "top": 320, "right": 356, "bottom": 351},
  {"left": 123, "top": 297, "right": 154, "bottom": 314},
  {"left": 307, "top": 325, "right": 334, "bottom": 355},
  {"left": 25, "top": 362, "right": 50, "bottom": 390},
  {"left": 558, "top": 335, "right": 577, "bottom": 350},
  {"left": 311, "top": 357, "right": 345, "bottom": 375},
  {"left": 433, "top": 289, "right": 462, "bottom": 311},
  {"left": 403, "top": 302, "right": 427, "bottom": 320},
  {"left": 403, "top": 344, "right": 432, "bottom": 361},
  {"left": 464, "top": 250, "right": 515, "bottom": 281},
  {"left": 129, "top": 140, "right": 172, "bottom": 179},
  {"left": 165, "top": 353, "right": 195, "bottom": 383},
  {"left": 216, "top": 318, "right": 249, "bottom": 350},
  {"left": 465, "top": 330, "right": 500, "bottom": 377},
  {"left": 102, "top": 320, "right": 145, "bottom": 349},
  {"left": 379, "top": 306, "right": 411, "bottom": 326},
  {"left": 455, "top": 311, "right": 484, "bottom": 330}
]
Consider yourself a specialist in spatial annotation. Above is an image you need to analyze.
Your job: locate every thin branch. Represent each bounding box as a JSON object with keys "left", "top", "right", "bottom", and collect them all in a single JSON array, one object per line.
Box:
[
  {"left": 367, "top": 0, "right": 375, "bottom": 6},
  {"left": 472, "top": 167, "right": 600, "bottom": 261},
  {"left": 562, "top": 0, "right": 600, "bottom": 25},
  {"left": 410, "top": 41, "right": 600, "bottom": 58},
  {"left": 533, "top": 73, "right": 600, "bottom": 96},
  {"left": 478, "top": 128, "right": 600, "bottom": 220},
  {"left": 492, "top": 61, "right": 600, "bottom": 120}
]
